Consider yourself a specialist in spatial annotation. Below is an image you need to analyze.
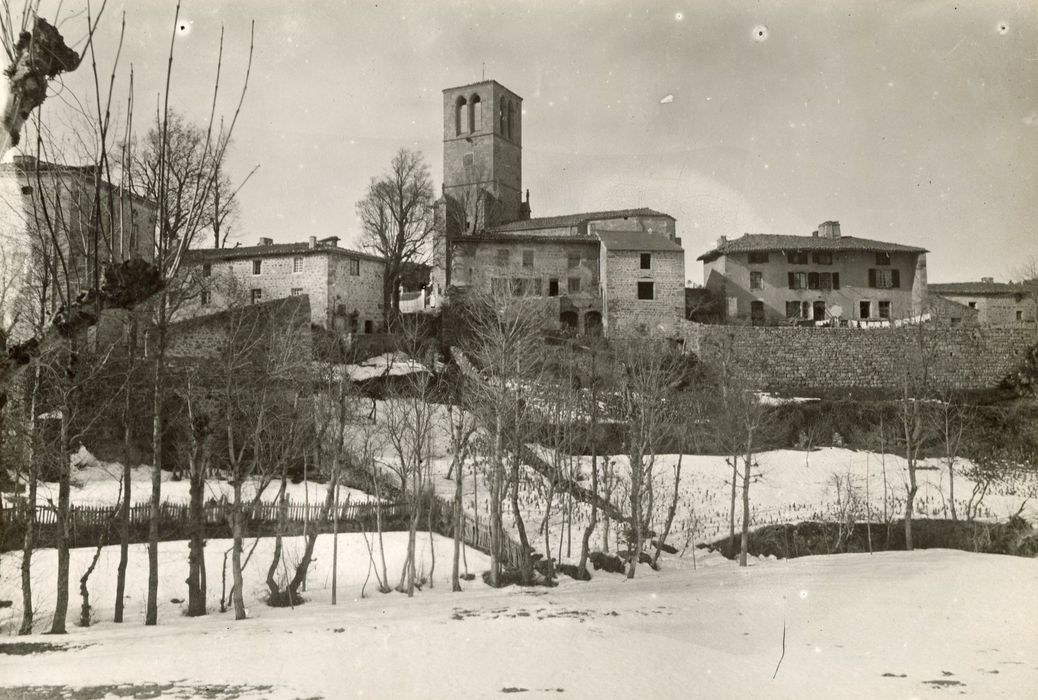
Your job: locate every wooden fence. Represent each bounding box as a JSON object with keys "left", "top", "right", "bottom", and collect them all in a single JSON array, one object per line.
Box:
[{"left": 0, "top": 494, "right": 524, "bottom": 568}]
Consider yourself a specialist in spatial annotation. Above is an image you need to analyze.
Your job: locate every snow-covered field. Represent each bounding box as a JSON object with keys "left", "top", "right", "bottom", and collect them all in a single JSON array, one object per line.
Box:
[{"left": 1, "top": 540, "right": 1036, "bottom": 699}]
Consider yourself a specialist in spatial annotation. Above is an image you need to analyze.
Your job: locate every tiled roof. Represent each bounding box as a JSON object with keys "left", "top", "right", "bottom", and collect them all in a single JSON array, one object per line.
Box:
[
  {"left": 597, "top": 230, "right": 683, "bottom": 252},
  {"left": 184, "top": 242, "right": 384, "bottom": 265},
  {"left": 928, "top": 282, "right": 1028, "bottom": 296},
  {"left": 451, "top": 234, "right": 599, "bottom": 245},
  {"left": 489, "top": 207, "right": 673, "bottom": 233},
  {"left": 697, "top": 233, "right": 927, "bottom": 262}
]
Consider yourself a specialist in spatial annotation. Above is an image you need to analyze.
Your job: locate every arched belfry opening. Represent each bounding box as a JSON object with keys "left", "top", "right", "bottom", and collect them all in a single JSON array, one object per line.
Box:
[
  {"left": 455, "top": 96, "right": 468, "bottom": 136},
  {"left": 470, "top": 94, "right": 482, "bottom": 131}
]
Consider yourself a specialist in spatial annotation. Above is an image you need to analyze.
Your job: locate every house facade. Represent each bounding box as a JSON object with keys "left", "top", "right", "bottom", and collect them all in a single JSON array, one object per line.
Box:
[
  {"left": 0, "top": 154, "right": 157, "bottom": 343},
  {"left": 928, "top": 279, "right": 1035, "bottom": 325},
  {"left": 698, "top": 221, "right": 928, "bottom": 326},
  {"left": 431, "top": 79, "right": 686, "bottom": 337},
  {"left": 179, "top": 236, "right": 385, "bottom": 334}
]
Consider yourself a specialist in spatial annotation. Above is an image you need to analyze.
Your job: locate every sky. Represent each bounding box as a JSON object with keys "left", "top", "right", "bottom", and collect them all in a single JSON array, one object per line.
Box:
[{"left": 13, "top": 0, "right": 1038, "bottom": 284}]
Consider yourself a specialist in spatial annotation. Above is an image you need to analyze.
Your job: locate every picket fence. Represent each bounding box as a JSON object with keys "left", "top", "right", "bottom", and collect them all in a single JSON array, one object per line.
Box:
[{"left": 0, "top": 494, "right": 524, "bottom": 567}]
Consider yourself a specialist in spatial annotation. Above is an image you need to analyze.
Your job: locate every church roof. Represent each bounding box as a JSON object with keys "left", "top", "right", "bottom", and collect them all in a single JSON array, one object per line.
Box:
[
  {"left": 697, "top": 233, "right": 927, "bottom": 262},
  {"left": 597, "top": 230, "right": 683, "bottom": 252},
  {"left": 489, "top": 207, "right": 673, "bottom": 233}
]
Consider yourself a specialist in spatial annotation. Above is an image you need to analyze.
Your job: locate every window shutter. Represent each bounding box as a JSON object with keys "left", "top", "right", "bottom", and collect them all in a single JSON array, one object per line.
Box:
[
  {"left": 788, "top": 272, "right": 795, "bottom": 289},
  {"left": 808, "top": 272, "right": 819, "bottom": 290},
  {"left": 868, "top": 269, "right": 877, "bottom": 288},
  {"left": 891, "top": 269, "right": 901, "bottom": 288},
  {"left": 833, "top": 273, "right": 840, "bottom": 290}
]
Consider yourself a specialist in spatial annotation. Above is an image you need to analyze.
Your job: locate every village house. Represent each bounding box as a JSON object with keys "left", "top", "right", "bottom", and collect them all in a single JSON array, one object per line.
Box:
[
  {"left": 178, "top": 236, "right": 385, "bottom": 335},
  {"left": 929, "top": 279, "right": 1035, "bottom": 325},
  {"left": 0, "top": 153, "right": 157, "bottom": 344},
  {"left": 697, "top": 221, "right": 928, "bottom": 326},
  {"left": 430, "top": 79, "right": 686, "bottom": 337}
]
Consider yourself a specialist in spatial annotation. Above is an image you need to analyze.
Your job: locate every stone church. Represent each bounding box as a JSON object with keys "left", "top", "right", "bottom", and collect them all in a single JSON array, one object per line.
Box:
[{"left": 431, "top": 80, "right": 685, "bottom": 337}]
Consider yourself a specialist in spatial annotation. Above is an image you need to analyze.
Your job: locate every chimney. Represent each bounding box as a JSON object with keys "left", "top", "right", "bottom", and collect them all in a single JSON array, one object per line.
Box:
[
  {"left": 319, "top": 236, "right": 340, "bottom": 247},
  {"left": 981, "top": 276, "right": 994, "bottom": 283},
  {"left": 716, "top": 235, "right": 727, "bottom": 248},
  {"left": 308, "top": 236, "right": 317, "bottom": 249},
  {"left": 818, "top": 221, "right": 841, "bottom": 239},
  {"left": 811, "top": 230, "right": 819, "bottom": 237},
  {"left": 258, "top": 237, "right": 273, "bottom": 246}
]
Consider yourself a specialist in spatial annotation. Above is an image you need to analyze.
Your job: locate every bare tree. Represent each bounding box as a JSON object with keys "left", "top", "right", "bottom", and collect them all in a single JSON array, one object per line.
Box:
[{"left": 357, "top": 148, "right": 435, "bottom": 328}]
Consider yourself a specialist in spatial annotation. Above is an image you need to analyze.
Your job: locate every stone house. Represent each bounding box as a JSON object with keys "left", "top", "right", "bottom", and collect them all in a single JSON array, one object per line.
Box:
[
  {"left": 928, "top": 279, "right": 1035, "bottom": 325},
  {"left": 0, "top": 154, "right": 157, "bottom": 343},
  {"left": 178, "top": 236, "right": 385, "bottom": 335},
  {"left": 430, "top": 79, "right": 685, "bottom": 337},
  {"left": 697, "top": 221, "right": 928, "bottom": 326}
]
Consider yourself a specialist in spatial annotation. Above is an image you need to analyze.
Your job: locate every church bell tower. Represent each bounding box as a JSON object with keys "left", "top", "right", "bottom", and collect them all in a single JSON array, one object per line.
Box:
[{"left": 441, "top": 80, "right": 524, "bottom": 231}]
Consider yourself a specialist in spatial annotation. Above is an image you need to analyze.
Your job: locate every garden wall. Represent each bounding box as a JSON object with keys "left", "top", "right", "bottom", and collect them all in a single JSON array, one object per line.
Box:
[{"left": 683, "top": 322, "right": 1037, "bottom": 392}]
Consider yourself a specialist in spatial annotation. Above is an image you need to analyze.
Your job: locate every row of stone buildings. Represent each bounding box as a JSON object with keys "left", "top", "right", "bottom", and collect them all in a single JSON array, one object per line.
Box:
[{"left": 2, "top": 77, "right": 1032, "bottom": 356}]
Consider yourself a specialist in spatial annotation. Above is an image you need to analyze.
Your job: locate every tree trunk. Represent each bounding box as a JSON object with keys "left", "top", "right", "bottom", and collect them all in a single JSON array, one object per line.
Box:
[
  {"left": 147, "top": 298, "right": 167, "bottom": 627},
  {"left": 451, "top": 455, "right": 464, "bottom": 592},
  {"left": 578, "top": 446, "right": 599, "bottom": 579},
  {"left": 19, "top": 463, "right": 37, "bottom": 635},
  {"left": 904, "top": 463, "right": 918, "bottom": 551},
  {"left": 186, "top": 459, "right": 207, "bottom": 616},
  {"left": 115, "top": 322, "right": 135, "bottom": 623},
  {"left": 728, "top": 454, "right": 738, "bottom": 549},
  {"left": 948, "top": 458, "right": 957, "bottom": 522},
  {"left": 740, "top": 448, "right": 752, "bottom": 567},
  {"left": 331, "top": 481, "right": 339, "bottom": 605},
  {"left": 652, "top": 454, "right": 683, "bottom": 568},
  {"left": 265, "top": 475, "right": 288, "bottom": 604},
  {"left": 509, "top": 458, "right": 533, "bottom": 584},
  {"left": 231, "top": 482, "right": 246, "bottom": 620},
  {"left": 488, "top": 414, "right": 503, "bottom": 587},
  {"left": 50, "top": 408, "right": 72, "bottom": 634}
]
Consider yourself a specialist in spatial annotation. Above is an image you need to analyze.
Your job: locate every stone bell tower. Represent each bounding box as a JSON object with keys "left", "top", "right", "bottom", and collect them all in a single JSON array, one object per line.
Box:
[{"left": 441, "top": 80, "right": 524, "bottom": 232}]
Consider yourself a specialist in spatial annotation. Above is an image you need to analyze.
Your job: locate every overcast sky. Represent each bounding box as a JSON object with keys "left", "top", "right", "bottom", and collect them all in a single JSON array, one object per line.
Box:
[{"left": 24, "top": 0, "right": 1038, "bottom": 283}]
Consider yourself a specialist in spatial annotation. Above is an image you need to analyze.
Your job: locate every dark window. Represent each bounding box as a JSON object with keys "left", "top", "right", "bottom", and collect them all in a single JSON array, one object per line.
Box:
[
  {"left": 859, "top": 301, "right": 871, "bottom": 319},
  {"left": 200, "top": 290, "right": 211, "bottom": 306},
  {"left": 832, "top": 273, "right": 840, "bottom": 290},
  {"left": 455, "top": 96, "right": 468, "bottom": 135},
  {"left": 364, "top": 320, "right": 374, "bottom": 333},
  {"left": 812, "top": 251, "right": 833, "bottom": 265},
  {"left": 640, "top": 253, "right": 652, "bottom": 269},
  {"left": 496, "top": 249, "right": 510, "bottom": 267},
  {"left": 808, "top": 272, "right": 819, "bottom": 290},
  {"left": 813, "top": 301, "right": 827, "bottom": 320},
  {"left": 878, "top": 301, "right": 891, "bottom": 319},
  {"left": 202, "top": 263, "right": 212, "bottom": 277},
  {"left": 968, "top": 301, "right": 977, "bottom": 309},
  {"left": 637, "top": 281, "right": 654, "bottom": 300},
  {"left": 568, "top": 277, "right": 581, "bottom": 294},
  {"left": 470, "top": 94, "right": 482, "bottom": 131},
  {"left": 567, "top": 252, "right": 581, "bottom": 268},
  {"left": 891, "top": 269, "right": 900, "bottom": 288},
  {"left": 750, "top": 271, "right": 763, "bottom": 290},
  {"left": 252, "top": 259, "right": 262, "bottom": 275},
  {"left": 548, "top": 278, "right": 559, "bottom": 297},
  {"left": 250, "top": 289, "right": 262, "bottom": 304},
  {"left": 522, "top": 250, "right": 534, "bottom": 268},
  {"left": 349, "top": 258, "right": 360, "bottom": 276},
  {"left": 785, "top": 301, "right": 800, "bottom": 319},
  {"left": 1016, "top": 310, "right": 1023, "bottom": 321},
  {"left": 875, "top": 252, "right": 892, "bottom": 265},
  {"left": 786, "top": 251, "right": 808, "bottom": 265},
  {"left": 819, "top": 272, "right": 833, "bottom": 290},
  {"left": 748, "top": 251, "right": 770, "bottom": 264},
  {"left": 291, "top": 288, "right": 303, "bottom": 296},
  {"left": 750, "top": 301, "right": 765, "bottom": 325}
]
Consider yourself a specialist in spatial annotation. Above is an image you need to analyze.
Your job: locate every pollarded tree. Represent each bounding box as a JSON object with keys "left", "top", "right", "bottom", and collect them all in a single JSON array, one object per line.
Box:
[{"left": 357, "top": 149, "right": 435, "bottom": 329}]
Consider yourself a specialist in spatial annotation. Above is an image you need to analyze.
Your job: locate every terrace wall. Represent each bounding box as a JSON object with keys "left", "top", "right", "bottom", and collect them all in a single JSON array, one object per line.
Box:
[{"left": 683, "top": 322, "right": 1037, "bottom": 392}]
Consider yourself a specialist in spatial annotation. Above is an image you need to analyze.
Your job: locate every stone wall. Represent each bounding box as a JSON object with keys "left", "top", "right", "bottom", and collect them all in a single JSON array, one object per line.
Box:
[
  {"left": 683, "top": 322, "right": 1037, "bottom": 392},
  {"left": 167, "top": 295, "right": 312, "bottom": 360}
]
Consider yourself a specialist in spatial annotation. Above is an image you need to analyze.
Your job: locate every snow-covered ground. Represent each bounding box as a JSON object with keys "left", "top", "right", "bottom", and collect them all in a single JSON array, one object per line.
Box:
[{"left": 1, "top": 541, "right": 1035, "bottom": 699}]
